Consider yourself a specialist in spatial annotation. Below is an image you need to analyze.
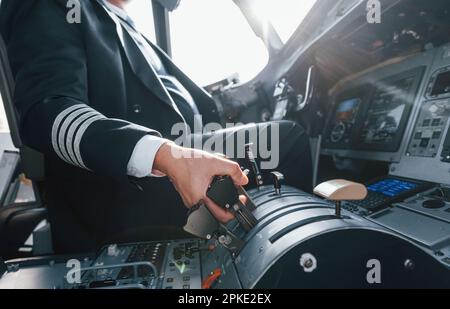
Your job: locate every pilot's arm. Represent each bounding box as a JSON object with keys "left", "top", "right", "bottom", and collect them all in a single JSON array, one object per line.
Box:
[{"left": 3, "top": 0, "right": 247, "bottom": 222}]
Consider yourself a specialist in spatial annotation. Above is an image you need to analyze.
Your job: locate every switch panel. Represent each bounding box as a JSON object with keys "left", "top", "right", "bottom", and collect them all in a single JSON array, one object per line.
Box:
[
  {"left": 441, "top": 124, "right": 450, "bottom": 162},
  {"left": 407, "top": 99, "right": 450, "bottom": 157}
]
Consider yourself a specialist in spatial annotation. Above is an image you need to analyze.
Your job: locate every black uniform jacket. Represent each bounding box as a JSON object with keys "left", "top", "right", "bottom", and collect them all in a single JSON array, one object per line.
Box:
[{"left": 0, "top": 0, "right": 220, "bottom": 252}]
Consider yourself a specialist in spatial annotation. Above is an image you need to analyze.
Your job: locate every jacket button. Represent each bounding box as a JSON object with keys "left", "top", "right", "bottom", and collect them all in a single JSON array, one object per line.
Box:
[{"left": 133, "top": 104, "right": 142, "bottom": 113}]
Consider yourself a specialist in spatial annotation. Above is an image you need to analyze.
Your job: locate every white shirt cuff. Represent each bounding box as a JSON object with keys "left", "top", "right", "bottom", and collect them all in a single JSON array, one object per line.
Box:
[{"left": 127, "top": 135, "right": 168, "bottom": 178}]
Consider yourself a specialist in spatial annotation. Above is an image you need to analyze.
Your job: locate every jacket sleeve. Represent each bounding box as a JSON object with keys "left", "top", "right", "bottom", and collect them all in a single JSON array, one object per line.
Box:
[{"left": 3, "top": 0, "right": 161, "bottom": 182}]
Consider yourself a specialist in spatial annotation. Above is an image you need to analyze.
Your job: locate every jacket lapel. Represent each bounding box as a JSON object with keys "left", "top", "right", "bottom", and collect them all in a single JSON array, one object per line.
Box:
[
  {"left": 146, "top": 39, "right": 220, "bottom": 123},
  {"left": 147, "top": 39, "right": 214, "bottom": 102},
  {"left": 120, "top": 29, "right": 175, "bottom": 108}
]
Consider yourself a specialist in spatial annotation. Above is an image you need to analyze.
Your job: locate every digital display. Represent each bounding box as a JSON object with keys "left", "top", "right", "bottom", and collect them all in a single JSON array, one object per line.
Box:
[
  {"left": 335, "top": 98, "right": 361, "bottom": 122},
  {"left": 431, "top": 71, "right": 450, "bottom": 96},
  {"left": 367, "top": 179, "right": 417, "bottom": 197},
  {"left": 328, "top": 98, "right": 362, "bottom": 144},
  {"left": 360, "top": 76, "right": 415, "bottom": 145}
]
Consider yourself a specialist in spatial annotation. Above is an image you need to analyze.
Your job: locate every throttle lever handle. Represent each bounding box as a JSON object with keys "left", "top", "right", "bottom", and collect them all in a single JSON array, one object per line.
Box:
[{"left": 207, "top": 176, "right": 258, "bottom": 231}]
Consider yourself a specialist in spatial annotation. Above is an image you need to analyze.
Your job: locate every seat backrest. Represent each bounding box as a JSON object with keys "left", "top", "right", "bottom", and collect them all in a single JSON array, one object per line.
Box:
[{"left": 0, "top": 35, "right": 45, "bottom": 181}]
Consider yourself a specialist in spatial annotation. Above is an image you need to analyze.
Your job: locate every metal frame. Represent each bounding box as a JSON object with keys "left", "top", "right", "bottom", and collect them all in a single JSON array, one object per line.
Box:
[{"left": 152, "top": 0, "right": 172, "bottom": 56}]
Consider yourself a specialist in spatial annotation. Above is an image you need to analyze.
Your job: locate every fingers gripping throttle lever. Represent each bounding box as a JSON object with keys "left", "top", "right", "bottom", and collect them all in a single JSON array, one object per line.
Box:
[{"left": 183, "top": 175, "right": 258, "bottom": 252}]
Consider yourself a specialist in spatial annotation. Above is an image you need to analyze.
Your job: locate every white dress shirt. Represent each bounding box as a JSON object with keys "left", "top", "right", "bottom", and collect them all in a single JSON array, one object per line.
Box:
[{"left": 127, "top": 134, "right": 168, "bottom": 178}]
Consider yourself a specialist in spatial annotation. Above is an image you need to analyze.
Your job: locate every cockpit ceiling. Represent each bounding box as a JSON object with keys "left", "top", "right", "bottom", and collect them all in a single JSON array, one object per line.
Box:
[{"left": 341, "top": 0, "right": 450, "bottom": 61}]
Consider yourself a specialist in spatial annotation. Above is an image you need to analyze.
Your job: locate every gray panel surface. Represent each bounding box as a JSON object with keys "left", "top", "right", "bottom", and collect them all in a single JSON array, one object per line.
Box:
[{"left": 369, "top": 207, "right": 450, "bottom": 249}]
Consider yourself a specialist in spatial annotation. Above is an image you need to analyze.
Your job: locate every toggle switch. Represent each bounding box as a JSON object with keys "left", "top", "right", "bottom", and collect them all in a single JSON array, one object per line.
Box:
[
  {"left": 245, "top": 143, "right": 263, "bottom": 187},
  {"left": 271, "top": 172, "right": 285, "bottom": 195},
  {"left": 107, "top": 244, "right": 120, "bottom": 257}
]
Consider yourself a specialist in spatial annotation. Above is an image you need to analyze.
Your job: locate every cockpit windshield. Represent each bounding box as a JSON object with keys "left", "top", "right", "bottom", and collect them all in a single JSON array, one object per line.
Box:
[{"left": 250, "top": 0, "right": 317, "bottom": 44}]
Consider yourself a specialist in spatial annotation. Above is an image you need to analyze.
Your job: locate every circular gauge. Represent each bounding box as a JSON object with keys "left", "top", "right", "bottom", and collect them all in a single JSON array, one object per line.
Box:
[{"left": 330, "top": 122, "right": 347, "bottom": 143}]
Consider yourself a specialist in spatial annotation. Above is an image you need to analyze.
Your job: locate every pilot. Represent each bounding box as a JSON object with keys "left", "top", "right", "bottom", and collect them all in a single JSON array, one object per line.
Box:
[{"left": 0, "top": 0, "right": 312, "bottom": 253}]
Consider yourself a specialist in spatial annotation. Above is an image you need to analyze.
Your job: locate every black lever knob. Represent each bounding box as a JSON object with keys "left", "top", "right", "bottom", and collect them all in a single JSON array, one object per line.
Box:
[
  {"left": 206, "top": 176, "right": 258, "bottom": 231},
  {"left": 271, "top": 172, "right": 284, "bottom": 195}
]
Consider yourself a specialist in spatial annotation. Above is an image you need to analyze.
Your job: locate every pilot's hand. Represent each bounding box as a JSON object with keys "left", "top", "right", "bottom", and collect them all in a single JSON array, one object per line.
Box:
[{"left": 153, "top": 142, "right": 249, "bottom": 223}]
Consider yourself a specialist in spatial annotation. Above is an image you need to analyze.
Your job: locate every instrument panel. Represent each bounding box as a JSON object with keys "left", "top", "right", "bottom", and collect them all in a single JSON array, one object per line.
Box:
[
  {"left": 329, "top": 98, "right": 361, "bottom": 143},
  {"left": 322, "top": 44, "right": 450, "bottom": 186},
  {"left": 406, "top": 66, "right": 450, "bottom": 158},
  {"left": 406, "top": 99, "right": 450, "bottom": 158},
  {"left": 357, "top": 68, "right": 424, "bottom": 152},
  {"left": 389, "top": 44, "right": 450, "bottom": 185},
  {"left": 325, "top": 87, "right": 368, "bottom": 148},
  {"left": 323, "top": 66, "right": 425, "bottom": 153}
]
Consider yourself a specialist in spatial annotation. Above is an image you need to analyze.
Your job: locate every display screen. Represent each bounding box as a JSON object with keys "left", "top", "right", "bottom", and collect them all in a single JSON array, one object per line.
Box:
[
  {"left": 360, "top": 76, "right": 415, "bottom": 145},
  {"left": 431, "top": 71, "right": 450, "bottom": 96},
  {"left": 335, "top": 98, "right": 361, "bottom": 122},
  {"left": 367, "top": 178, "right": 417, "bottom": 197}
]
